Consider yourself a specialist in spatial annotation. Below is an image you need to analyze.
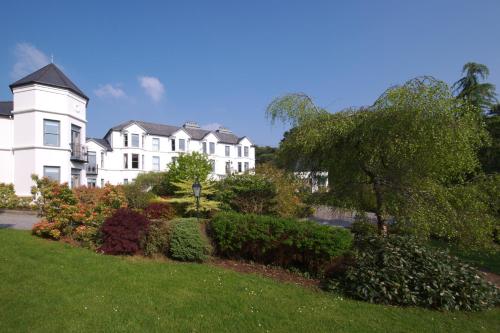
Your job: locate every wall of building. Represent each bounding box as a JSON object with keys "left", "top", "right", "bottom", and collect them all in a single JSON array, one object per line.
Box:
[{"left": 0, "top": 117, "right": 14, "bottom": 184}]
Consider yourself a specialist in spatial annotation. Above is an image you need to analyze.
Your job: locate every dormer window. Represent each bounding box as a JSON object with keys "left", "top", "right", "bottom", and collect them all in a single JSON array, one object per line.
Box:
[
  {"left": 202, "top": 142, "right": 207, "bottom": 154},
  {"left": 244, "top": 146, "right": 249, "bottom": 157},
  {"left": 179, "top": 139, "right": 186, "bottom": 151},
  {"left": 237, "top": 146, "right": 242, "bottom": 157},
  {"left": 171, "top": 139, "right": 176, "bottom": 151},
  {"left": 131, "top": 134, "right": 139, "bottom": 147},
  {"left": 209, "top": 142, "right": 215, "bottom": 154}
]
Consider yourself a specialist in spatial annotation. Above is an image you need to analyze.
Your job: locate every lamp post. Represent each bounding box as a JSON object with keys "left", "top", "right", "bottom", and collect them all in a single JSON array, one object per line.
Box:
[{"left": 192, "top": 179, "right": 202, "bottom": 222}]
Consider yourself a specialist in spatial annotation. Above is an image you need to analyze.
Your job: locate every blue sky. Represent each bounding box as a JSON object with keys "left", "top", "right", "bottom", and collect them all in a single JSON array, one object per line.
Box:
[{"left": 1, "top": 0, "right": 499, "bottom": 146}]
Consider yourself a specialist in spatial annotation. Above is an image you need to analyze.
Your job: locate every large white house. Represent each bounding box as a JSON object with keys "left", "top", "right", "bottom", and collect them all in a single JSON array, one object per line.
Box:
[{"left": 0, "top": 64, "right": 255, "bottom": 195}]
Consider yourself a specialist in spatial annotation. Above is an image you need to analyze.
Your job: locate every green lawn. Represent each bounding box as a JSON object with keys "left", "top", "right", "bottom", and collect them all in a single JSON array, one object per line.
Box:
[{"left": 0, "top": 230, "right": 498, "bottom": 333}]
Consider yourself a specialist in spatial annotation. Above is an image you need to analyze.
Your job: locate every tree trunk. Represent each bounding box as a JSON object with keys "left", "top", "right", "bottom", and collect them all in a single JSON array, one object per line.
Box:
[{"left": 373, "top": 180, "right": 387, "bottom": 236}]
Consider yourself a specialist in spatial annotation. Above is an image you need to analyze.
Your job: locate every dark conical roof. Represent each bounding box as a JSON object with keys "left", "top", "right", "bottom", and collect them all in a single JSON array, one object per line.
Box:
[{"left": 10, "top": 63, "right": 88, "bottom": 101}]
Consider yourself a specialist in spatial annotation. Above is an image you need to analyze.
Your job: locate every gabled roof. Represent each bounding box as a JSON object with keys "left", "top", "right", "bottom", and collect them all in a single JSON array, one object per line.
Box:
[
  {"left": 10, "top": 63, "right": 89, "bottom": 101},
  {"left": 0, "top": 101, "right": 13, "bottom": 118},
  {"left": 86, "top": 137, "right": 113, "bottom": 151},
  {"left": 105, "top": 119, "right": 251, "bottom": 145}
]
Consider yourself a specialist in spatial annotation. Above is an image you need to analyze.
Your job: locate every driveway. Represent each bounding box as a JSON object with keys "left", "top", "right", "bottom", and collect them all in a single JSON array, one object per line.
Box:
[{"left": 0, "top": 210, "right": 39, "bottom": 230}]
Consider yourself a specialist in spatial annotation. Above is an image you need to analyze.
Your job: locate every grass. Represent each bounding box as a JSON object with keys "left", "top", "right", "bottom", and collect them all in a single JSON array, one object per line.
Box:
[
  {"left": 0, "top": 230, "right": 499, "bottom": 333},
  {"left": 430, "top": 240, "right": 500, "bottom": 274}
]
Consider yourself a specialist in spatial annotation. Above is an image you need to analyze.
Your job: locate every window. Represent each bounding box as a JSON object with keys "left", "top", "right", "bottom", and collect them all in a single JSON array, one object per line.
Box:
[
  {"left": 87, "top": 178, "right": 96, "bottom": 188},
  {"left": 100, "top": 179, "right": 104, "bottom": 187},
  {"left": 132, "top": 154, "right": 139, "bottom": 169},
  {"left": 124, "top": 179, "right": 129, "bottom": 184},
  {"left": 209, "top": 142, "right": 215, "bottom": 154},
  {"left": 123, "top": 133, "right": 128, "bottom": 147},
  {"left": 142, "top": 135, "right": 145, "bottom": 148},
  {"left": 202, "top": 142, "right": 207, "bottom": 154},
  {"left": 171, "top": 139, "right": 176, "bottom": 151},
  {"left": 238, "top": 162, "right": 242, "bottom": 172},
  {"left": 244, "top": 162, "right": 249, "bottom": 172},
  {"left": 152, "top": 138, "right": 160, "bottom": 151},
  {"left": 244, "top": 146, "right": 249, "bottom": 157},
  {"left": 43, "top": 120, "right": 60, "bottom": 146},
  {"left": 101, "top": 151, "right": 105, "bottom": 168},
  {"left": 43, "top": 166, "right": 60, "bottom": 182},
  {"left": 123, "top": 154, "right": 128, "bottom": 169},
  {"left": 210, "top": 159, "right": 215, "bottom": 172},
  {"left": 71, "top": 124, "right": 81, "bottom": 145},
  {"left": 238, "top": 146, "right": 242, "bottom": 157},
  {"left": 142, "top": 154, "right": 144, "bottom": 169},
  {"left": 131, "top": 134, "right": 139, "bottom": 147},
  {"left": 225, "top": 161, "right": 231, "bottom": 175},
  {"left": 152, "top": 156, "right": 160, "bottom": 171},
  {"left": 179, "top": 139, "right": 186, "bottom": 151},
  {"left": 225, "top": 145, "right": 230, "bottom": 157}
]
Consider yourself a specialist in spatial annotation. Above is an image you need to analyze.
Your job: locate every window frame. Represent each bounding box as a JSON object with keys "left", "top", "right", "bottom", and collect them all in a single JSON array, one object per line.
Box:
[
  {"left": 237, "top": 145, "right": 242, "bottom": 157},
  {"left": 225, "top": 145, "right": 230, "bottom": 157},
  {"left": 43, "top": 166, "right": 60, "bottom": 182},
  {"left": 179, "top": 138, "right": 186, "bottom": 151},
  {"left": 123, "top": 153, "right": 128, "bottom": 169},
  {"left": 152, "top": 137, "right": 160, "bottom": 151},
  {"left": 123, "top": 132, "right": 128, "bottom": 147},
  {"left": 43, "top": 119, "right": 60, "bottom": 147},
  {"left": 244, "top": 146, "right": 249, "bottom": 157},
  {"left": 131, "top": 134, "right": 140, "bottom": 148},
  {"left": 131, "top": 153, "right": 139, "bottom": 169},
  {"left": 152, "top": 156, "right": 160, "bottom": 171},
  {"left": 209, "top": 142, "right": 215, "bottom": 154}
]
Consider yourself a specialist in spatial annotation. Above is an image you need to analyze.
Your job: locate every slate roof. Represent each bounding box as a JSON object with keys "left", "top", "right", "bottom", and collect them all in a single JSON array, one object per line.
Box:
[
  {"left": 106, "top": 120, "right": 249, "bottom": 144},
  {"left": 87, "top": 138, "right": 113, "bottom": 151},
  {"left": 10, "top": 64, "right": 88, "bottom": 101},
  {"left": 0, "top": 101, "right": 13, "bottom": 118}
]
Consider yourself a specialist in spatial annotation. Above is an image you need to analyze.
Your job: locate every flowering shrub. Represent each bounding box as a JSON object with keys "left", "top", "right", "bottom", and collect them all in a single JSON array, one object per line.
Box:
[
  {"left": 0, "top": 183, "right": 19, "bottom": 209},
  {"left": 31, "top": 175, "right": 77, "bottom": 234},
  {"left": 100, "top": 208, "right": 150, "bottom": 255},
  {"left": 32, "top": 220, "right": 61, "bottom": 240}
]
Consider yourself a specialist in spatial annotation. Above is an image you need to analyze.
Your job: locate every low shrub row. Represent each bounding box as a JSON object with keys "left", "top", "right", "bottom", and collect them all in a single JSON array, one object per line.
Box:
[
  {"left": 329, "top": 235, "right": 499, "bottom": 311},
  {"left": 0, "top": 183, "right": 34, "bottom": 210},
  {"left": 210, "top": 211, "right": 353, "bottom": 275}
]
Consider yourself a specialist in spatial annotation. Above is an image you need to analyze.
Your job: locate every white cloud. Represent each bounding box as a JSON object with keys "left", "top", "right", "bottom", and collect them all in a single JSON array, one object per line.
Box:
[
  {"left": 94, "top": 84, "right": 126, "bottom": 98},
  {"left": 202, "top": 123, "right": 222, "bottom": 131},
  {"left": 11, "top": 43, "right": 50, "bottom": 79},
  {"left": 138, "top": 76, "right": 165, "bottom": 102}
]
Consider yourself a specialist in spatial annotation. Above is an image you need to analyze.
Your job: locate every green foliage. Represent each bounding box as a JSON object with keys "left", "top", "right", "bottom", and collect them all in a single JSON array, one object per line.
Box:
[
  {"left": 141, "top": 219, "right": 172, "bottom": 257},
  {"left": 350, "top": 214, "right": 377, "bottom": 241},
  {"left": 122, "top": 182, "right": 157, "bottom": 209},
  {"left": 167, "top": 152, "right": 213, "bottom": 183},
  {"left": 168, "top": 179, "right": 219, "bottom": 216},
  {"left": 256, "top": 163, "right": 312, "bottom": 218},
  {"left": 480, "top": 114, "right": 500, "bottom": 173},
  {"left": 168, "top": 218, "right": 211, "bottom": 262},
  {"left": 216, "top": 173, "right": 277, "bottom": 215},
  {"left": 255, "top": 145, "right": 279, "bottom": 166},
  {"left": 267, "top": 77, "right": 490, "bottom": 245},
  {"left": 330, "top": 235, "right": 499, "bottom": 311},
  {"left": 134, "top": 171, "right": 176, "bottom": 196},
  {"left": 453, "top": 62, "right": 497, "bottom": 111},
  {"left": 0, "top": 183, "right": 19, "bottom": 209},
  {"left": 210, "top": 212, "right": 353, "bottom": 275}
]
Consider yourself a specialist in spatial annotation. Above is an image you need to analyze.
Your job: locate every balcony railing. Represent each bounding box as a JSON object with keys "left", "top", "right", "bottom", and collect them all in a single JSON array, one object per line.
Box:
[
  {"left": 70, "top": 143, "right": 87, "bottom": 162},
  {"left": 86, "top": 164, "right": 98, "bottom": 175}
]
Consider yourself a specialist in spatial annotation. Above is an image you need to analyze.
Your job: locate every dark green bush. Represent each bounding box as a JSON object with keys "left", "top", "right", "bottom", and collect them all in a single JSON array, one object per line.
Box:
[
  {"left": 216, "top": 174, "right": 277, "bottom": 215},
  {"left": 329, "top": 235, "right": 499, "bottom": 311},
  {"left": 169, "top": 218, "right": 211, "bottom": 262},
  {"left": 122, "top": 183, "right": 157, "bottom": 209},
  {"left": 350, "top": 214, "right": 377, "bottom": 243},
  {"left": 210, "top": 212, "right": 353, "bottom": 275},
  {"left": 141, "top": 219, "right": 171, "bottom": 256}
]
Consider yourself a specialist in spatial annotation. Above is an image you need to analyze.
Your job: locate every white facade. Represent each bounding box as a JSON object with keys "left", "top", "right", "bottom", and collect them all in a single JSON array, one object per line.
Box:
[
  {"left": 85, "top": 121, "right": 255, "bottom": 186},
  {"left": 0, "top": 64, "right": 255, "bottom": 194}
]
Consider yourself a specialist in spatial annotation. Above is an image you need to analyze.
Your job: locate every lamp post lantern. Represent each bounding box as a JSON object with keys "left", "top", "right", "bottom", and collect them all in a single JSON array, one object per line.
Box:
[{"left": 192, "top": 179, "right": 202, "bottom": 222}]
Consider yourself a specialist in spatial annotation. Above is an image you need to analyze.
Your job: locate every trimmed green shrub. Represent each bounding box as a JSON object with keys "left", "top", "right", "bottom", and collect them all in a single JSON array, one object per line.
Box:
[
  {"left": 216, "top": 174, "right": 277, "bottom": 215},
  {"left": 169, "top": 218, "right": 211, "bottom": 262},
  {"left": 0, "top": 183, "right": 19, "bottom": 209},
  {"left": 210, "top": 212, "right": 353, "bottom": 275},
  {"left": 329, "top": 235, "right": 499, "bottom": 311},
  {"left": 141, "top": 219, "right": 171, "bottom": 256}
]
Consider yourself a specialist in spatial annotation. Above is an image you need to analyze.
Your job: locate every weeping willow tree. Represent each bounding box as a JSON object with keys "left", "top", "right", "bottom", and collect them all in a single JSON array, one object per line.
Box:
[{"left": 267, "top": 78, "right": 494, "bottom": 246}]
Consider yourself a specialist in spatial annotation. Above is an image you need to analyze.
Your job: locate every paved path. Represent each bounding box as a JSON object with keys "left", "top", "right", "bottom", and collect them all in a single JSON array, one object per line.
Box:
[{"left": 0, "top": 210, "right": 39, "bottom": 230}]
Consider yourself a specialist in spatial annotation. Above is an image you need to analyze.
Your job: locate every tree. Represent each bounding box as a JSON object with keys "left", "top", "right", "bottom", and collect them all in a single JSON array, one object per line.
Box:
[
  {"left": 267, "top": 77, "right": 489, "bottom": 242},
  {"left": 166, "top": 152, "right": 212, "bottom": 183},
  {"left": 453, "top": 62, "right": 497, "bottom": 111},
  {"left": 255, "top": 145, "right": 279, "bottom": 165},
  {"left": 168, "top": 179, "right": 219, "bottom": 215}
]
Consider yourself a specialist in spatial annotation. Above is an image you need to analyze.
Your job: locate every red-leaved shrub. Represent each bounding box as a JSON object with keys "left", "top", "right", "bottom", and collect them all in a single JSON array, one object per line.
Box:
[
  {"left": 99, "top": 208, "right": 150, "bottom": 255},
  {"left": 143, "top": 201, "right": 175, "bottom": 220}
]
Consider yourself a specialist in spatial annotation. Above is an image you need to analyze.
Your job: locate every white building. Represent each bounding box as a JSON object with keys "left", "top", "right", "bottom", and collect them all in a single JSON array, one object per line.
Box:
[{"left": 0, "top": 64, "right": 255, "bottom": 195}]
